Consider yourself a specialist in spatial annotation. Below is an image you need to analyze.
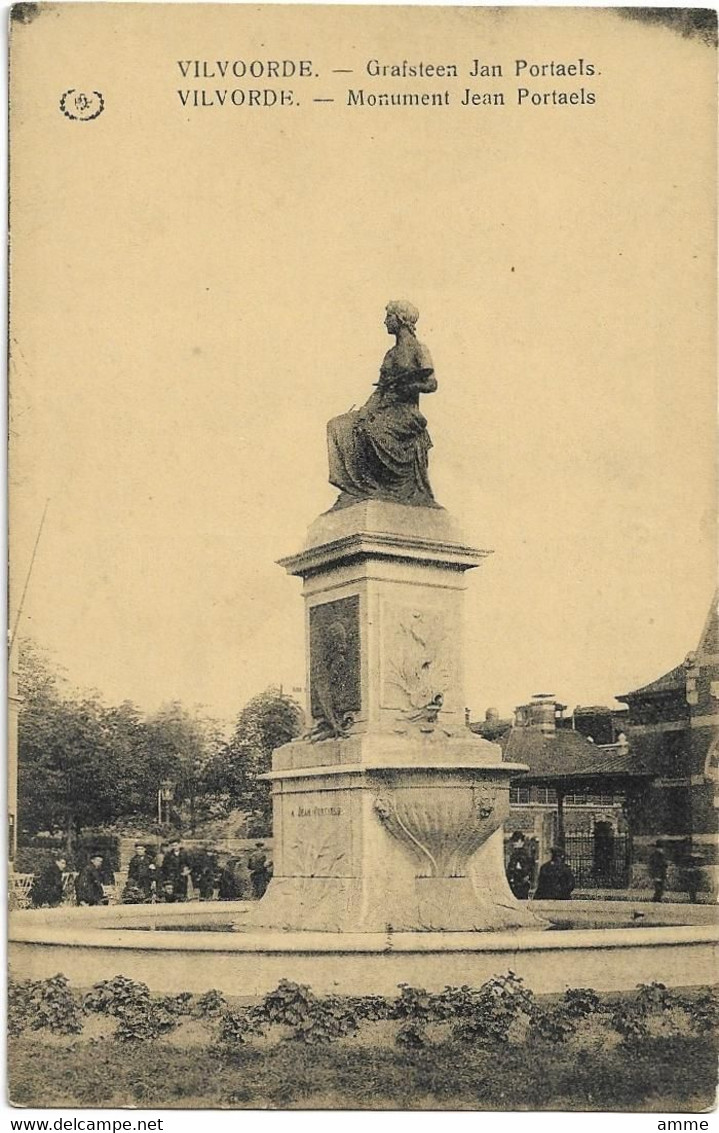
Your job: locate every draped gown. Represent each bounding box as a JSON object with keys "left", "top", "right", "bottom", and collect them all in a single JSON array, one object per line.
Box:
[{"left": 327, "top": 334, "right": 438, "bottom": 507}]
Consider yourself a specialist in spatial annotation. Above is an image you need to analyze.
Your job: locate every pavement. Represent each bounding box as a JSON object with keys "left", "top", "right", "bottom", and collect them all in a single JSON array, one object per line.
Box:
[{"left": 574, "top": 887, "right": 716, "bottom": 904}]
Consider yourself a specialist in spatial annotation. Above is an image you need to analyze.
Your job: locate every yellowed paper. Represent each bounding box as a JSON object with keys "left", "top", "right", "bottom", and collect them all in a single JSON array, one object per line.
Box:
[{"left": 8, "top": 4, "right": 718, "bottom": 1112}]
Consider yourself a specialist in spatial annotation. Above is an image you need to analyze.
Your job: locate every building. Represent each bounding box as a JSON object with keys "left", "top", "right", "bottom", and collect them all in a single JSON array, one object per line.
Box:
[
  {"left": 616, "top": 597, "right": 719, "bottom": 892},
  {"left": 471, "top": 695, "right": 651, "bottom": 888}
]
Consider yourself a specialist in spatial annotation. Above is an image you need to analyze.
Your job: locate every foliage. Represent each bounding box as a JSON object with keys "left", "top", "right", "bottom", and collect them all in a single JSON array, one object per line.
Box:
[
  {"left": 155, "top": 992, "right": 194, "bottom": 1017},
  {"left": 18, "top": 640, "right": 299, "bottom": 843},
  {"left": 214, "top": 1008, "right": 266, "bottom": 1050},
  {"left": 447, "top": 972, "right": 536, "bottom": 1045},
  {"left": 83, "top": 975, "right": 152, "bottom": 1016},
  {"left": 634, "top": 982, "right": 675, "bottom": 1015},
  {"left": 562, "top": 987, "right": 602, "bottom": 1019},
  {"left": 82, "top": 975, "right": 180, "bottom": 1043},
  {"left": 11, "top": 971, "right": 719, "bottom": 1060},
  {"left": 679, "top": 988, "right": 719, "bottom": 1034},
  {"left": 195, "top": 989, "right": 228, "bottom": 1019},
  {"left": 203, "top": 688, "right": 303, "bottom": 834},
  {"left": 8, "top": 975, "right": 83, "bottom": 1036},
  {"left": 529, "top": 1005, "right": 577, "bottom": 1044},
  {"left": 609, "top": 1006, "right": 650, "bottom": 1045},
  {"left": 528, "top": 986, "right": 604, "bottom": 1044},
  {"left": 17, "top": 638, "right": 227, "bottom": 841},
  {"left": 112, "top": 1001, "right": 179, "bottom": 1043},
  {"left": 256, "top": 979, "right": 360, "bottom": 1044}
]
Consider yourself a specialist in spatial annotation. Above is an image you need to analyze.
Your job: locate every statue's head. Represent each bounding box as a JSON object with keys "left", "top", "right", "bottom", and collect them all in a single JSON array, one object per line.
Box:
[{"left": 385, "top": 300, "right": 419, "bottom": 335}]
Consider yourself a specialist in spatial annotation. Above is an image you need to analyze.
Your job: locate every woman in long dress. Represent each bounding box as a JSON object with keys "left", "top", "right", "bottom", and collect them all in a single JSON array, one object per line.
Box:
[{"left": 327, "top": 301, "right": 438, "bottom": 507}]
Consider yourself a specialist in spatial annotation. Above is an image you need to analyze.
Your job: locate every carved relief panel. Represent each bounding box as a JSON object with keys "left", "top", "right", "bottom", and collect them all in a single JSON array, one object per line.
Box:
[
  {"left": 380, "top": 600, "right": 461, "bottom": 715},
  {"left": 309, "top": 596, "right": 362, "bottom": 735}
]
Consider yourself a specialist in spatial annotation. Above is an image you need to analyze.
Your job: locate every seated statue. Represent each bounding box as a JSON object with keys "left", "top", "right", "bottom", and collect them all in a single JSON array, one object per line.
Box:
[{"left": 327, "top": 301, "right": 438, "bottom": 508}]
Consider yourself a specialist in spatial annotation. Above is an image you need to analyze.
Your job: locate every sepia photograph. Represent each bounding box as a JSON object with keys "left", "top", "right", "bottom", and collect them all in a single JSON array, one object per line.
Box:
[{"left": 6, "top": 2, "right": 718, "bottom": 1113}]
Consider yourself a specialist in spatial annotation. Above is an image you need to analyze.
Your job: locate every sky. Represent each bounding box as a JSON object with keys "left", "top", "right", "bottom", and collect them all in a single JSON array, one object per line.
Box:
[{"left": 9, "top": 5, "right": 717, "bottom": 727}]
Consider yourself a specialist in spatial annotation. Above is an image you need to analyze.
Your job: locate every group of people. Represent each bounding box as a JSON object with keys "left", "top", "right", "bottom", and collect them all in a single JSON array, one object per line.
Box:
[
  {"left": 30, "top": 851, "right": 112, "bottom": 908},
  {"left": 505, "top": 832, "right": 576, "bottom": 901},
  {"left": 29, "top": 840, "right": 274, "bottom": 908},
  {"left": 124, "top": 840, "right": 273, "bottom": 903}
]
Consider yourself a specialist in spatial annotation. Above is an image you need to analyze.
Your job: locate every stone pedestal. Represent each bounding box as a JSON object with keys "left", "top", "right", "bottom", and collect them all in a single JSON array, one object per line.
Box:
[{"left": 246, "top": 501, "right": 543, "bottom": 932}]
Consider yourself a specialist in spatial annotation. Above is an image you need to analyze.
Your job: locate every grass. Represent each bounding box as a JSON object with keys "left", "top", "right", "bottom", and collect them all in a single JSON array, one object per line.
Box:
[{"left": 9, "top": 1031, "right": 718, "bottom": 1110}]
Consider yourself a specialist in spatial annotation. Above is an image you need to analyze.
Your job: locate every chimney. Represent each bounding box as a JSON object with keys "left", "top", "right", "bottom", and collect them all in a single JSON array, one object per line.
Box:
[{"left": 515, "top": 693, "right": 557, "bottom": 736}]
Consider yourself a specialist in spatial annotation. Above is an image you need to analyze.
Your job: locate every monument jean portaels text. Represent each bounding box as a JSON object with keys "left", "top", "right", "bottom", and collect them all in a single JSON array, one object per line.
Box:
[{"left": 246, "top": 302, "right": 540, "bottom": 932}]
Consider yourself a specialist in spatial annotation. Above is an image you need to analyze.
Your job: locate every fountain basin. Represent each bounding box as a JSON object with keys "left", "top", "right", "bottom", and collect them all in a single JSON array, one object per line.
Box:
[{"left": 10, "top": 900, "right": 718, "bottom": 997}]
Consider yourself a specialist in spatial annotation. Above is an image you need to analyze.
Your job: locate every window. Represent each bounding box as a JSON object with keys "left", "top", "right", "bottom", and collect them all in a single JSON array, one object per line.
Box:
[
  {"left": 534, "top": 788, "right": 557, "bottom": 804},
  {"left": 509, "top": 788, "right": 531, "bottom": 805}
]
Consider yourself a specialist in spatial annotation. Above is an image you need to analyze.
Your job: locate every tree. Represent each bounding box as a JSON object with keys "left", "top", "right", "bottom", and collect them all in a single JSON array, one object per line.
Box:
[
  {"left": 204, "top": 688, "right": 303, "bottom": 834},
  {"left": 144, "top": 702, "right": 224, "bottom": 832},
  {"left": 18, "top": 641, "right": 119, "bottom": 850}
]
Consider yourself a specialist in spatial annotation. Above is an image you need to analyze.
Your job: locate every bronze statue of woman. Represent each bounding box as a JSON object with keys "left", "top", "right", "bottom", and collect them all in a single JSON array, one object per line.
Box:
[{"left": 327, "top": 301, "right": 438, "bottom": 508}]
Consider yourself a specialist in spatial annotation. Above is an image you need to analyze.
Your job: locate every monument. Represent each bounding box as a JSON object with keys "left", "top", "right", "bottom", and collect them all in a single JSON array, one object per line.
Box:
[{"left": 246, "top": 302, "right": 541, "bottom": 932}]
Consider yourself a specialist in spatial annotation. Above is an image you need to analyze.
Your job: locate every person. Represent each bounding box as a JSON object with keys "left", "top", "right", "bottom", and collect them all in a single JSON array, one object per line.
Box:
[
  {"left": 174, "top": 863, "right": 194, "bottom": 902},
  {"left": 160, "top": 839, "right": 184, "bottom": 900},
  {"left": 248, "top": 842, "right": 271, "bottom": 899},
  {"left": 648, "top": 841, "right": 668, "bottom": 903},
  {"left": 506, "top": 832, "right": 533, "bottom": 900},
  {"left": 327, "top": 301, "right": 438, "bottom": 508},
  {"left": 218, "top": 857, "right": 240, "bottom": 900},
  {"left": 30, "top": 854, "right": 67, "bottom": 907},
  {"left": 533, "top": 847, "right": 575, "bottom": 900},
  {"left": 196, "top": 851, "right": 218, "bottom": 900},
  {"left": 75, "top": 854, "right": 107, "bottom": 906},
  {"left": 680, "top": 851, "right": 704, "bottom": 904},
  {"left": 147, "top": 858, "right": 160, "bottom": 901},
  {"left": 127, "top": 843, "right": 153, "bottom": 899}
]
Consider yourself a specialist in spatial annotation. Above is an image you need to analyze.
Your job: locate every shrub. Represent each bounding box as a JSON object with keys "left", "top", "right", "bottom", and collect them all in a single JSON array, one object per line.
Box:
[
  {"left": 83, "top": 975, "right": 151, "bottom": 1016},
  {"left": 155, "top": 992, "right": 194, "bottom": 1017},
  {"left": 290, "top": 995, "right": 360, "bottom": 1045},
  {"left": 259, "top": 979, "right": 315, "bottom": 1027},
  {"left": 562, "top": 987, "right": 602, "bottom": 1019},
  {"left": 214, "top": 1008, "right": 266, "bottom": 1050},
  {"left": 195, "top": 989, "right": 228, "bottom": 1019},
  {"left": 348, "top": 994, "right": 392, "bottom": 1022},
  {"left": 8, "top": 974, "right": 83, "bottom": 1036},
  {"left": 113, "top": 1000, "right": 179, "bottom": 1043},
  {"left": 635, "top": 982, "right": 675, "bottom": 1015},
  {"left": 254, "top": 980, "right": 361, "bottom": 1045},
  {"left": 678, "top": 988, "right": 719, "bottom": 1035},
  {"left": 529, "top": 1005, "right": 576, "bottom": 1044},
  {"left": 449, "top": 972, "right": 535, "bottom": 1045},
  {"left": 8, "top": 980, "right": 38, "bottom": 1037},
  {"left": 609, "top": 1005, "right": 649, "bottom": 1045}
]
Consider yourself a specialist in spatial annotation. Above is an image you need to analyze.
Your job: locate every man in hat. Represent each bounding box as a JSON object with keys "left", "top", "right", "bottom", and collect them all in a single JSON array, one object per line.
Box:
[
  {"left": 127, "top": 843, "right": 153, "bottom": 899},
  {"left": 75, "top": 854, "right": 107, "bottom": 906},
  {"left": 31, "top": 854, "right": 67, "bottom": 907},
  {"left": 506, "top": 831, "right": 534, "bottom": 900},
  {"left": 534, "top": 847, "right": 575, "bottom": 901},
  {"left": 248, "top": 841, "right": 271, "bottom": 899},
  {"left": 161, "top": 839, "right": 184, "bottom": 901}
]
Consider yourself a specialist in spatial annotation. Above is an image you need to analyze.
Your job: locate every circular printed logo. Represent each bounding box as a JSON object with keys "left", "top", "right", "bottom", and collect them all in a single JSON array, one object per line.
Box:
[{"left": 60, "top": 90, "right": 104, "bottom": 121}]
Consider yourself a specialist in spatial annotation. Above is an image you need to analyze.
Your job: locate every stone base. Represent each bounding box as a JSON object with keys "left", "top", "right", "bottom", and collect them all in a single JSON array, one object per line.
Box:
[
  {"left": 244, "top": 733, "right": 545, "bottom": 933},
  {"left": 246, "top": 861, "right": 542, "bottom": 933},
  {"left": 12, "top": 902, "right": 718, "bottom": 998}
]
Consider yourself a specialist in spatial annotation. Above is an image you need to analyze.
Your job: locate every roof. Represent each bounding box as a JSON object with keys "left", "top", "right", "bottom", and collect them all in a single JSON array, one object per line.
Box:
[
  {"left": 500, "top": 727, "right": 654, "bottom": 788},
  {"left": 617, "top": 663, "right": 686, "bottom": 702},
  {"left": 469, "top": 718, "right": 513, "bottom": 742}
]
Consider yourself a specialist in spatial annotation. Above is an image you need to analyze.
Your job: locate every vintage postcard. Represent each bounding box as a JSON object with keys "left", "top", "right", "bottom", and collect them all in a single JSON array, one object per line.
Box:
[{"left": 7, "top": 2, "right": 718, "bottom": 1112}]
